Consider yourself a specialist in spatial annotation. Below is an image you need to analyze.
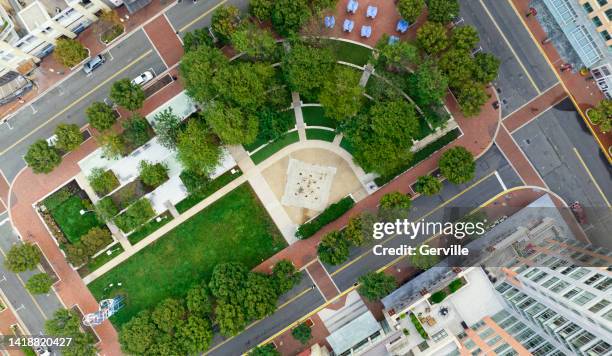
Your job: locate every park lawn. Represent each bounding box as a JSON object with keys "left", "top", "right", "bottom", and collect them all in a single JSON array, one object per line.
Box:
[
  {"left": 302, "top": 106, "right": 337, "bottom": 129},
  {"left": 175, "top": 169, "right": 243, "bottom": 214},
  {"left": 127, "top": 211, "right": 174, "bottom": 245},
  {"left": 49, "top": 196, "right": 102, "bottom": 244},
  {"left": 251, "top": 131, "right": 299, "bottom": 164},
  {"left": 86, "top": 243, "right": 125, "bottom": 273},
  {"left": 306, "top": 128, "right": 336, "bottom": 142},
  {"left": 88, "top": 184, "right": 286, "bottom": 326},
  {"left": 327, "top": 39, "right": 372, "bottom": 66}
]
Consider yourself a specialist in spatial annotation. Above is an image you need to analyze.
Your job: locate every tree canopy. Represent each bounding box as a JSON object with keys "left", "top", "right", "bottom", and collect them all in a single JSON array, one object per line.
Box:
[
  {"left": 180, "top": 46, "right": 229, "bottom": 103},
  {"left": 86, "top": 101, "right": 117, "bottom": 132},
  {"left": 4, "top": 243, "right": 40, "bottom": 273},
  {"left": 208, "top": 262, "right": 248, "bottom": 303},
  {"left": 271, "top": 0, "right": 312, "bottom": 36},
  {"left": 54, "top": 123, "right": 83, "bottom": 152},
  {"left": 213, "top": 62, "right": 275, "bottom": 111},
  {"left": 45, "top": 309, "right": 97, "bottom": 356},
  {"left": 54, "top": 38, "right": 88, "bottom": 67},
  {"left": 110, "top": 78, "right": 145, "bottom": 111},
  {"left": 439, "top": 146, "right": 475, "bottom": 184},
  {"left": 231, "top": 24, "right": 277, "bottom": 60},
  {"left": 25, "top": 140, "right": 61, "bottom": 174},
  {"left": 211, "top": 5, "right": 241, "bottom": 43},
  {"left": 455, "top": 80, "right": 489, "bottom": 117},
  {"left": 153, "top": 108, "right": 181, "bottom": 149},
  {"left": 426, "top": 0, "right": 460, "bottom": 23},
  {"left": 282, "top": 41, "right": 336, "bottom": 99},
  {"left": 358, "top": 272, "right": 397, "bottom": 301},
  {"left": 318, "top": 230, "right": 350, "bottom": 265},
  {"left": 398, "top": 0, "right": 425, "bottom": 23},
  {"left": 319, "top": 66, "right": 364, "bottom": 121},
  {"left": 451, "top": 26, "right": 480, "bottom": 51},
  {"left": 272, "top": 260, "right": 301, "bottom": 294},
  {"left": 407, "top": 60, "right": 448, "bottom": 106},
  {"left": 414, "top": 175, "right": 442, "bottom": 195},
  {"left": 588, "top": 99, "right": 612, "bottom": 132},
  {"left": 292, "top": 323, "right": 312, "bottom": 345},
  {"left": 416, "top": 21, "right": 449, "bottom": 55},
  {"left": 26, "top": 273, "right": 53, "bottom": 294},
  {"left": 379, "top": 192, "right": 412, "bottom": 220},
  {"left": 176, "top": 120, "right": 221, "bottom": 176}
]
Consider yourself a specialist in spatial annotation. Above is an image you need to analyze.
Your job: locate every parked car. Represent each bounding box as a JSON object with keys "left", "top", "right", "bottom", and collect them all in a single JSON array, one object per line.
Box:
[
  {"left": 131, "top": 70, "right": 154, "bottom": 86},
  {"left": 83, "top": 55, "right": 105, "bottom": 74}
]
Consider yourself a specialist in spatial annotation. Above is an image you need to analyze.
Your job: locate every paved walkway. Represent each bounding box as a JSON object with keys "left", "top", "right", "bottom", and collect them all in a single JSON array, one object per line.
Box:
[
  {"left": 143, "top": 15, "right": 184, "bottom": 68},
  {"left": 292, "top": 92, "right": 307, "bottom": 142},
  {"left": 305, "top": 260, "right": 340, "bottom": 301},
  {"left": 0, "top": 307, "right": 25, "bottom": 356},
  {"left": 503, "top": 83, "right": 567, "bottom": 133}
]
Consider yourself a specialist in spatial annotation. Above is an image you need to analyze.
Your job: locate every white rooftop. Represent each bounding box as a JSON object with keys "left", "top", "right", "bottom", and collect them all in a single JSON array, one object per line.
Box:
[{"left": 146, "top": 90, "right": 197, "bottom": 128}]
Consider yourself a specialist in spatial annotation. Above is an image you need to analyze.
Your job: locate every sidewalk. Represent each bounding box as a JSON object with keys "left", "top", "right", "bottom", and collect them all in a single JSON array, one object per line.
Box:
[
  {"left": 0, "top": 307, "right": 25, "bottom": 356},
  {"left": 503, "top": 83, "right": 567, "bottom": 133},
  {"left": 305, "top": 260, "right": 340, "bottom": 301}
]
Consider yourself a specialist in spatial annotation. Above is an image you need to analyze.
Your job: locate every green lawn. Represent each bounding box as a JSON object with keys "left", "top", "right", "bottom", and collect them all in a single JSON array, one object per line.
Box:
[
  {"left": 88, "top": 184, "right": 286, "bottom": 326},
  {"left": 306, "top": 128, "right": 336, "bottom": 142},
  {"left": 251, "top": 131, "right": 300, "bottom": 164},
  {"left": 49, "top": 196, "right": 102, "bottom": 244},
  {"left": 86, "top": 243, "right": 125, "bottom": 273},
  {"left": 340, "top": 137, "right": 356, "bottom": 156},
  {"left": 175, "top": 169, "right": 243, "bottom": 214},
  {"left": 127, "top": 211, "right": 174, "bottom": 245},
  {"left": 328, "top": 40, "right": 372, "bottom": 66},
  {"left": 302, "top": 106, "right": 337, "bottom": 129}
]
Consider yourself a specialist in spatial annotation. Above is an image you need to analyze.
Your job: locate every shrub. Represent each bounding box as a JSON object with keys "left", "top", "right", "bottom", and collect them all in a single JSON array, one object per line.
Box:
[
  {"left": 588, "top": 99, "right": 612, "bottom": 132},
  {"left": 54, "top": 38, "right": 87, "bottom": 67},
  {"left": 95, "top": 197, "right": 118, "bottom": 221},
  {"left": 88, "top": 168, "right": 119, "bottom": 196},
  {"left": 179, "top": 170, "right": 211, "bottom": 195},
  {"left": 291, "top": 323, "right": 312, "bottom": 345},
  {"left": 4, "top": 243, "right": 40, "bottom": 273},
  {"left": 410, "top": 313, "right": 429, "bottom": 339},
  {"left": 430, "top": 290, "right": 447, "bottom": 304},
  {"left": 317, "top": 230, "right": 350, "bottom": 265},
  {"left": 114, "top": 198, "right": 155, "bottom": 232},
  {"left": 122, "top": 115, "right": 151, "bottom": 148},
  {"left": 138, "top": 161, "right": 169, "bottom": 188},
  {"left": 26, "top": 273, "right": 53, "bottom": 295},
  {"left": 86, "top": 102, "right": 116, "bottom": 132},
  {"left": 25, "top": 140, "right": 61, "bottom": 174},
  {"left": 296, "top": 196, "right": 354, "bottom": 239},
  {"left": 414, "top": 175, "right": 442, "bottom": 196},
  {"left": 100, "top": 133, "right": 125, "bottom": 160},
  {"left": 448, "top": 278, "right": 464, "bottom": 293}
]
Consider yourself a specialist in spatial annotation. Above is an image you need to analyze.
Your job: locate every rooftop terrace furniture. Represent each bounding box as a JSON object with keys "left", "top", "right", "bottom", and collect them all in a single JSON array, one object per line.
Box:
[
  {"left": 361, "top": 25, "right": 372, "bottom": 38},
  {"left": 347, "top": 0, "right": 358, "bottom": 13},
  {"left": 366, "top": 5, "right": 378, "bottom": 19},
  {"left": 397, "top": 19, "right": 409, "bottom": 33},
  {"left": 324, "top": 15, "right": 336, "bottom": 28},
  {"left": 343, "top": 19, "right": 355, "bottom": 32}
]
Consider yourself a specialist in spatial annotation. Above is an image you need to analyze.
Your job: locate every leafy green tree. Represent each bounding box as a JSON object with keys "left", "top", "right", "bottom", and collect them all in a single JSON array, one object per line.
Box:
[
  {"left": 99, "top": 133, "right": 125, "bottom": 160},
  {"left": 86, "top": 102, "right": 117, "bottom": 132},
  {"left": 416, "top": 21, "right": 449, "bottom": 55},
  {"left": 122, "top": 115, "right": 150, "bottom": 147},
  {"left": 95, "top": 197, "right": 118, "bottom": 221},
  {"left": 358, "top": 271, "right": 397, "bottom": 301},
  {"left": 45, "top": 309, "right": 96, "bottom": 356},
  {"left": 271, "top": 0, "right": 312, "bottom": 36},
  {"left": 250, "top": 0, "right": 273, "bottom": 21},
  {"left": 414, "top": 175, "right": 442, "bottom": 195},
  {"left": 291, "top": 323, "right": 312, "bottom": 345},
  {"left": 113, "top": 198, "right": 155, "bottom": 232},
  {"left": 176, "top": 120, "right": 221, "bottom": 176},
  {"left": 318, "top": 231, "right": 350, "bottom": 265},
  {"left": 249, "top": 344, "right": 281, "bottom": 356},
  {"left": 427, "top": 0, "right": 460, "bottom": 23},
  {"left": 410, "top": 244, "right": 440, "bottom": 269},
  {"left": 379, "top": 192, "right": 412, "bottom": 220},
  {"left": 455, "top": 80, "right": 489, "bottom": 117},
  {"left": 375, "top": 38, "right": 418, "bottom": 70},
  {"left": 186, "top": 283, "right": 213, "bottom": 316},
  {"left": 439, "top": 146, "right": 475, "bottom": 184},
  {"left": 54, "top": 38, "right": 88, "bottom": 67},
  {"left": 211, "top": 5, "right": 241, "bottom": 43},
  {"left": 153, "top": 108, "right": 182, "bottom": 149},
  {"left": 272, "top": 260, "right": 301, "bottom": 294},
  {"left": 588, "top": 99, "right": 612, "bottom": 132},
  {"left": 25, "top": 140, "right": 61, "bottom": 174},
  {"left": 54, "top": 123, "right": 83, "bottom": 152},
  {"left": 111, "top": 79, "right": 145, "bottom": 111},
  {"left": 183, "top": 28, "right": 214, "bottom": 52},
  {"left": 343, "top": 214, "right": 372, "bottom": 246},
  {"left": 179, "top": 46, "right": 228, "bottom": 103},
  {"left": 139, "top": 161, "right": 169, "bottom": 188},
  {"left": 215, "top": 301, "right": 248, "bottom": 336},
  {"left": 282, "top": 41, "right": 335, "bottom": 98},
  {"left": 473, "top": 52, "right": 500, "bottom": 84},
  {"left": 81, "top": 227, "right": 112, "bottom": 256},
  {"left": 65, "top": 243, "right": 89, "bottom": 266},
  {"left": 205, "top": 104, "right": 258, "bottom": 145},
  {"left": 231, "top": 25, "right": 277, "bottom": 60},
  {"left": 179, "top": 170, "right": 210, "bottom": 195},
  {"left": 256, "top": 108, "right": 294, "bottom": 142},
  {"left": 241, "top": 272, "right": 278, "bottom": 320},
  {"left": 26, "top": 273, "right": 53, "bottom": 294},
  {"left": 152, "top": 298, "right": 186, "bottom": 334},
  {"left": 370, "top": 100, "right": 420, "bottom": 143},
  {"left": 153, "top": 333, "right": 184, "bottom": 356},
  {"left": 407, "top": 60, "right": 448, "bottom": 106},
  {"left": 88, "top": 168, "right": 119, "bottom": 196},
  {"left": 398, "top": 0, "right": 425, "bottom": 23},
  {"left": 319, "top": 66, "right": 363, "bottom": 121},
  {"left": 214, "top": 62, "right": 275, "bottom": 111},
  {"left": 177, "top": 315, "right": 213, "bottom": 354},
  {"left": 438, "top": 48, "right": 475, "bottom": 88},
  {"left": 119, "top": 311, "right": 160, "bottom": 355},
  {"left": 451, "top": 26, "right": 480, "bottom": 51},
  {"left": 208, "top": 262, "right": 248, "bottom": 302}
]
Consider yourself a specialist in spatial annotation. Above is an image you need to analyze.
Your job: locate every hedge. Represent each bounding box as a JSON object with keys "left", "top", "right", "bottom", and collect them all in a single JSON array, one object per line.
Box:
[
  {"left": 114, "top": 198, "right": 155, "bottom": 233},
  {"left": 296, "top": 196, "right": 355, "bottom": 239},
  {"left": 410, "top": 313, "right": 429, "bottom": 339},
  {"left": 430, "top": 290, "right": 447, "bottom": 304},
  {"left": 449, "top": 278, "right": 464, "bottom": 293}
]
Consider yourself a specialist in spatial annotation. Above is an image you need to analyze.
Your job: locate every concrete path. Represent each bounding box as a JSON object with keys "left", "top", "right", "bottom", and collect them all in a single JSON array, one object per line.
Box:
[{"left": 292, "top": 92, "right": 307, "bottom": 142}]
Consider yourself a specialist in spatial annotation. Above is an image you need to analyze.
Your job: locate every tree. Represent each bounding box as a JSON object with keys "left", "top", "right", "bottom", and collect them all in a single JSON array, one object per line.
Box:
[
  {"left": 152, "top": 298, "right": 186, "bottom": 334},
  {"left": 122, "top": 115, "right": 150, "bottom": 148},
  {"left": 319, "top": 66, "right": 364, "bottom": 121},
  {"left": 26, "top": 273, "right": 53, "bottom": 294},
  {"left": 414, "top": 175, "right": 442, "bottom": 195},
  {"left": 215, "top": 301, "right": 248, "bottom": 336},
  {"left": 379, "top": 192, "right": 412, "bottom": 220},
  {"left": 375, "top": 39, "right": 419, "bottom": 70},
  {"left": 410, "top": 244, "right": 439, "bottom": 269},
  {"left": 176, "top": 120, "right": 221, "bottom": 176},
  {"left": 398, "top": 0, "right": 425, "bottom": 23},
  {"left": 241, "top": 272, "right": 278, "bottom": 320},
  {"left": 451, "top": 26, "right": 480, "bottom": 51},
  {"left": 438, "top": 48, "right": 475, "bottom": 88},
  {"left": 120, "top": 311, "right": 160, "bottom": 355},
  {"left": 180, "top": 46, "right": 228, "bottom": 103},
  {"left": 65, "top": 243, "right": 89, "bottom": 266},
  {"left": 153, "top": 108, "right": 182, "bottom": 149},
  {"left": 211, "top": 5, "right": 241, "bottom": 43},
  {"left": 86, "top": 102, "right": 116, "bottom": 132},
  {"left": 439, "top": 146, "right": 475, "bottom": 184},
  {"left": 473, "top": 52, "right": 500, "bottom": 84},
  {"left": 455, "top": 80, "right": 489, "bottom": 117},
  {"left": 88, "top": 168, "right": 119, "bottom": 196},
  {"left": 272, "top": 260, "right": 301, "bottom": 294},
  {"left": 24, "top": 140, "right": 61, "bottom": 174},
  {"left": 54, "top": 38, "right": 88, "bottom": 67},
  {"left": 407, "top": 60, "right": 448, "bottom": 106},
  {"left": 45, "top": 309, "right": 96, "bottom": 356},
  {"left": 281, "top": 41, "right": 335, "bottom": 98},
  {"left": 358, "top": 272, "right": 397, "bottom": 301},
  {"left": 231, "top": 25, "right": 277, "bottom": 60},
  {"left": 99, "top": 133, "right": 125, "bottom": 160},
  {"left": 416, "top": 21, "right": 449, "bottom": 55},
  {"left": 205, "top": 104, "right": 258, "bottom": 145},
  {"left": 179, "top": 170, "right": 210, "bottom": 195},
  {"left": 95, "top": 197, "right": 118, "bottom": 221},
  {"left": 81, "top": 227, "right": 112, "bottom": 256},
  {"left": 186, "top": 283, "right": 213, "bottom": 316},
  {"left": 249, "top": 344, "right": 281, "bottom": 356},
  {"left": 317, "top": 231, "right": 350, "bottom": 265},
  {"left": 250, "top": 0, "right": 273, "bottom": 21},
  {"left": 271, "top": 0, "right": 312, "bottom": 36},
  {"left": 213, "top": 62, "right": 275, "bottom": 111},
  {"left": 177, "top": 315, "right": 213, "bottom": 354},
  {"left": 427, "top": 0, "right": 460, "bottom": 23},
  {"left": 256, "top": 108, "right": 294, "bottom": 142},
  {"left": 139, "top": 161, "right": 169, "bottom": 188},
  {"left": 54, "top": 123, "right": 83, "bottom": 152},
  {"left": 208, "top": 262, "right": 247, "bottom": 302},
  {"left": 110, "top": 78, "right": 145, "bottom": 111},
  {"left": 183, "top": 28, "right": 214, "bottom": 52},
  {"left": 588, "top": 99, "right": 612, "bottom": 132},
  {"left": 292, "top": 323, "right": 312, "bottom": 345},
  {"left": 343, "top": 214, "right": 372, "bottom": 246}
]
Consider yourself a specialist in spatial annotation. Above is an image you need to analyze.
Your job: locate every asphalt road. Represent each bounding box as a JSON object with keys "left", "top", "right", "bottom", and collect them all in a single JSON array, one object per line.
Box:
[
  {"left": 166, "top": 0, "right": 249, "bottom": 35},
  {"left": 459, "top": 0, "right": 557, "bottom": 117},
  {"left": 0, "top": 213, "right": 64, "bottom": 335},
  {"left": 513, "top": 98, "right": 612, "bottom": 248}
]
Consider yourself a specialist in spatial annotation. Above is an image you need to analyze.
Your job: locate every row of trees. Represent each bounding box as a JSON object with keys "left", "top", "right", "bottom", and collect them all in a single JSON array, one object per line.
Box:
[
  {"left": 3, "top": 242, "right": 54, "bottom": 295},
  {"left": 397, "top": 0, "right": 460, "bottom": 24},
  {"left": 248, "top": 0, "right": 338, "bottom": 36}
]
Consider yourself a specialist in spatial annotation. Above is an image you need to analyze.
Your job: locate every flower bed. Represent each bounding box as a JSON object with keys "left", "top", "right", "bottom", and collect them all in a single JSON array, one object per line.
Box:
[
  {"left": 410, "top": 313, "right": 429, "bottom": 339},
  {"left": 296, "top": 196, "right": 355, "bottom": 239},
  {"left": 101, "top": 24, "right": 124, "bottom": 44},
  {"left": 428, "top": 277, "right": 466, "bottom": 305}
]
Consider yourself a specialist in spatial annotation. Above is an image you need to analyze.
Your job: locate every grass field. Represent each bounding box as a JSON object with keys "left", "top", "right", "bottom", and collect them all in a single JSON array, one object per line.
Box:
[
  {"left": 306, "top": 128, "right": 336, "bottom": 142},
  {"left": 328, "top": 40, "right": 372, "bottom": 66},
  {"left": 127, "top": 211, "right": 174, "bottom": 245},
  {"left": 302, "top": 106, "right": 337, "bottom": 129},
  {"left": 85, "top": 243, "right": 125, "bottom": 274},
  {"left": 48, "top": 196, "right": 102, "bottom": 244},
  {"left": 251, "top": 131, "right": 300, "bottom": 164},
  {"left": 88, "top": 184, "right": 286, "bottom": 326},
  {"left": 175, "top": 169, "right": 243, "bottom": 214}
]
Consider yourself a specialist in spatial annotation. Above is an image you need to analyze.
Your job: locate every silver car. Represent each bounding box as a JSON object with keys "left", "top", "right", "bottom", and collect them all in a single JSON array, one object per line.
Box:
[{"left": 83, "top": 55, "right": 105, "bottom": 74}]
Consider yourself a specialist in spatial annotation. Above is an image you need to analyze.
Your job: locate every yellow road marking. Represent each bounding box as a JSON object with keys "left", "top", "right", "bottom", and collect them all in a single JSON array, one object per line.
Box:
[
  {"left": 0, "top": 50, "right": 153, "bottom": 157},
  {"left": 478, "top": 0, "right": 541, "bottom": 94},
  {"left": 573, "top": 148, "right": 611, "bottom": 208},
  {"left": 330, "top": 171, "right": 498, "bottom": 277},
  {"left": 505, "top": 0, "right": 612, "bottom": 165},
  {"left": 179, "top": 0, "right": 228, "bottom": 32}
]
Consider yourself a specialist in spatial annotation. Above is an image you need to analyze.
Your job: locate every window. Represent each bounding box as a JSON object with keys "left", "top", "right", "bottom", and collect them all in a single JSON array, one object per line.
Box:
[
  {"left": 603, "top": 309, "right": 612, "bottom": 322},
  {"left": 574, "top": 291, "right": 596, "bottom": 306},
  {"left": 531, "top": 271, "right": 549, "bottom": 283},
  {"left": 569, "top": 330, "right": 595, "bottom": 349},
  {"left": 563, "top": 287, "right": 583, "bottom": 299},
  {"left": 569, "top": 268, "right": 590, "bottom": 280},
  {"left": 431, "top": 329, "right": 448, "bottom": 342},
  {"left": 526, "top": 303, "right": 546, "bottom": 316},
  {"left": 499, "top": 316, "right": 518, "bottom": 328},
  {"left": 550, "top": 259, "right": 568, "bottom": 270},
  {"left": 560, "top": 265, "right": 577, "bottom": 275},
  {"left": 558, "top": 323, "right": 580, "bottom": 338},
  {"left": 516, "top": 328, "right": 535, "bottom": 342},
  {"left": 541, "top": 277, "right": 560, "bottom": 288},
  {"left": 550, "top": 281, "right": 570, "bottom": 293},
  {"left": 586, "top": 340, "right": 611, "bottom": 355},
  {"left": 584, "top": 2, "right": 594, "bottom": 13},
  {"left": 479, "top": 328, "right": 494, "bottom": 340},
  {"left": 594, "top": 277, "right": 611, "bottom": 291},
  {"left": 508, "top": 321, "right": 527, "bottom": 335},
  {"left": 585, "top": 273, "right": 604, "bottom": 285},
  {"left": 593, "top": 16, "right": 603, "bottom": 27},
  {"left": 532, "top": 343, "right": 555, "bottom": 356},
  {"left": 492, "top": 310, "right": 510, "bottom": 323},
  {"left": 601, "top": 30, "right": 612, "bottom": 41},
  {"left": 487, "top": 335, "right": 502, "bottom": 346},
  {"left": 524, "top": 335, "right": 544, "bottom": 349},
  {"left": 493, "top": 343, "right": 510, "bottom": 354},
  {"left": 597, "top": 0, "right": 608, "bottom": 6},
  {"left": 524, "top": 268, "right": 539, "bottom": 278},
  {"left": 606, "top": 8, "right": 612, "bottom": 21},
  {"left": 463, "top": 340, "right": 476, "bottom": 350},
  {"left": 588, "top": 299, "right": 610, "bottom": 313},
  {"left": 496, "top": 283, "right": 512, "bottom": 294}
]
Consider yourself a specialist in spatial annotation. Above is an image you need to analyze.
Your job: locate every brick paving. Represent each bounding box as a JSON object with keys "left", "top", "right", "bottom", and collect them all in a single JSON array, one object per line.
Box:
[
  {"left": 503, "top": 83, "right": 567, "bottom": 133},
  {"left": 144, "top": 15, "right": 184, "bottom": 68},
  {"left": 272, "top": 314, "right": 331, "bottom": 355},
  {"left": 0, "top": 307, "right": 25, "bottom": 356},
  {"left": 305, "top": 260, "right": 340, "bottom": 301},
  {"left": 509, "top": 0, "right": 612, "bottom": 162}
]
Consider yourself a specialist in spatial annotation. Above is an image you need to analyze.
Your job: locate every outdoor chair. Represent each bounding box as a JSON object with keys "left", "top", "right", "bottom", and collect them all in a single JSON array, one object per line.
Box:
[
  {"left": 397, "top": 19, "right": 409, "bottom": 33},
  {"left": 360, "top": 25, "right": 372, "bottom": 38},
  {"left": 324, "top": 16, "right": 336, "bottom": 28}
]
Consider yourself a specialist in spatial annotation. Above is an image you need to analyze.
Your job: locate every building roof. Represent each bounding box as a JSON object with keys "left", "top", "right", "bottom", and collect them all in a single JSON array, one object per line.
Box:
[
  {"left": 123, "top": 0, "right": 151, "bottom": 14},
  {"left": 326, "top": 311, "right": 381, "bottom": 355}
]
